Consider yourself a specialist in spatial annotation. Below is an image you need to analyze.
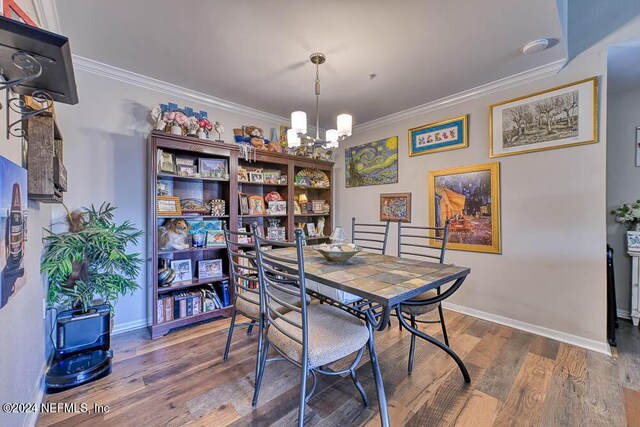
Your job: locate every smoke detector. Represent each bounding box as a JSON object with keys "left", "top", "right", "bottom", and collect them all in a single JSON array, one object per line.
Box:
[{"left": 522, "top": 39, "right": 550, "bottom": 55}]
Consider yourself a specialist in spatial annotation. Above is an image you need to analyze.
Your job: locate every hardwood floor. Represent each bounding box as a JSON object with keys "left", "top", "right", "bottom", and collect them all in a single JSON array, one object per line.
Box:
[{"left": 37, "top": 311, "right": 639, "bottom": 426}]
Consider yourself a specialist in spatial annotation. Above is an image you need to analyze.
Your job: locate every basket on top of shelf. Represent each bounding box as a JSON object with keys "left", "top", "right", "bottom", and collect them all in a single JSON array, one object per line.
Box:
[{"left": 295, "top": 168, "right": 330, "bottom": 188}]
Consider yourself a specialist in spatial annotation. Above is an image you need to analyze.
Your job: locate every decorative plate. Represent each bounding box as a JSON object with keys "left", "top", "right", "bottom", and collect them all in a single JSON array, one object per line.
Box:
[
  {"left": 265, "top": 191, "right": 284, "bottom": 202},
  {"left": 296, "top": 168, "right": 330, "bottom": 188}
]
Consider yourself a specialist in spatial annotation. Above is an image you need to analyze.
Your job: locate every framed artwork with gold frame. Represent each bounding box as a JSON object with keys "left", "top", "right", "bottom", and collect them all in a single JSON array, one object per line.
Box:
[
  {"left": 428, "top": 162, "right": 501, "bottom": 254},
  {"left": 157, "top": 196, "right": 182, "bottom": 216},
  {"left": 489, "top": 77, "right": 598, "bottom": 158},
  {"left": 409, "top": 115, "right": 468, "bottom": 156}
]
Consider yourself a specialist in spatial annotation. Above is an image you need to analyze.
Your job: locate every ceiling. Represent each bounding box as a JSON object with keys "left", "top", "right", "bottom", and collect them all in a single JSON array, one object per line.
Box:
[
  {"left": 55, "top": 0, "right": 566, "bottom": 128},
  {"left": 608, "top": 41, "right": 640, "bottom": 94}
]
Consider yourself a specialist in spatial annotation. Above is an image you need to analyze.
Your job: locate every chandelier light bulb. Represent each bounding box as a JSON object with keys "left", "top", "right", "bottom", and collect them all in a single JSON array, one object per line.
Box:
[
  {"left": 287, "top": 128, "right": 301, "bottom": 147},
  {"left": 291, "top": 111, "right": 307, "bottom": 135},
  {"left": 337, "top": 114, "right": 353, "bottom": 137}
]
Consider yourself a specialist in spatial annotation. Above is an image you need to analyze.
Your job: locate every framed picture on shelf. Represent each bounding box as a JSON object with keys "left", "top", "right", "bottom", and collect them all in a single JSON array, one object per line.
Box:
[
  {"left": 175, "top": 157, "right": 194, "bottom": 166},
  {"left": 267, "top": 226, "right": 286, "bottom": 241},
  {"left": 171, "top": 259, "right": 192, "bottom": 282},
  {"left": 268, "top": 201, "right": 287, "bottom": 215},
  {"left": 206, "top": 230, "right": 225, "bottom": 246},
  {"left": 380, "top": 192, "right": 412, "bottom": 222},
  {"left": 278, "top": 175, "right": 288, "bottom": 185},
  {"left": 238, "top": 193, "right": 250, "bottom": 215},
  {"left": 238, "top": 168, "right": 249, "bottom": 182},
  {"left": 198, "top": 259, "right": 223, "bottom": 279},
  {"left": 249, "top": 195, "right": 265, "bottom": 215},
  {"left": 307, "top": 223, "right": 317, "bottom": 237},
  {"left": 409, "top": 115, "right": 468, "bottom": 157},
  {"left": 210, "top": 199, "right": 226, "bottom": 216},
  {"left": 294, "top": 201, "right": 302, "bottom": 215},
  {"left": 157, "top": 196, "right": 182, "bottom": 216},
  {"left": 159, "top": 151, "right": 176, "bottom": 174},
  {"left": 295, "top": 175, "right": 311, "bottom": 187},
  {"left": 263, "top": 170, "right": 281, "bottom": 184},
  {"left": 428, "top": 162, "right": 501, "bottom": 254},
  {"left": 177, "top": 164, "right": 197, "bottom": 177},
  {"left": 181, "top": 198, "right": 209, "bottom": 215},
  {"left": 312, "top": 200, "right": 325, "bottom": 214},
  {"left": 237, "top": 227, "right": 249, "bottom": 244},
  {"left": 249, "top": 171, "right": 264, "bottom": 183},
  {"left": 199, "top": 158, "right": 229, "bottom": 179},
  {"left": 489, "top": 77, "right": 597, "bottom": 158}
]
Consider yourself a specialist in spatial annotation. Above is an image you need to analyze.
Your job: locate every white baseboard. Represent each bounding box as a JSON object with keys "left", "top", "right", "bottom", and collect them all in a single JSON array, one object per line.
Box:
[
  {"left": 112, "top": 318, "right": 148, "bottom": 335},
  {"left": 443, "top": 302, "right": 611, "bottom": 356},
  {"left": 23, "top": 360, "right": 49, "bottom": 427},
  {"left": 617, "top": 309, "right": 631, "bottom": 319}
]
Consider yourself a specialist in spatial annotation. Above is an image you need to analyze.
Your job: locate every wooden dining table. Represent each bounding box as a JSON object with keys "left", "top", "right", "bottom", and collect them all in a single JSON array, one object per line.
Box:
[{"left": 269, "top": 246, "right": 472, "bottom": 427}]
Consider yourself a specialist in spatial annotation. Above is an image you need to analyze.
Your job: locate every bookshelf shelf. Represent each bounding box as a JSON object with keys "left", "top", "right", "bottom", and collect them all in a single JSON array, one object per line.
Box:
[
  {"left": 157, "top": 173, "right": 229, "bottom": 183},
  {"left": 157, "top": 215, "right": 229, "bottom": 220},
  {"left": 157, "top": 275, "right": 230, "bottom": 294},
  {"left": 157, "top": 246, "right": 226, "bottom": 255},
  {"left": 238, "top": 181, "right": 288, "bottom": 187},
  {"left": 295, "top": 213, "right": 330, "bottom": 218}
]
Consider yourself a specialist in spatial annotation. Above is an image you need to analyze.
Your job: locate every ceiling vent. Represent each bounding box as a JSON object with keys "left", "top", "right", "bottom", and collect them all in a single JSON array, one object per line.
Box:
[{"left": 522, "top": 39, "right": 550, "bottom": 55}]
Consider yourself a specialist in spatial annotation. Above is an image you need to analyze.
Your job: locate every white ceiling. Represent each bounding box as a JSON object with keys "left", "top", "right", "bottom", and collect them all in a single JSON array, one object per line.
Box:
[{"left": 55, "top": 0, "right": 566, "bottom": 128}]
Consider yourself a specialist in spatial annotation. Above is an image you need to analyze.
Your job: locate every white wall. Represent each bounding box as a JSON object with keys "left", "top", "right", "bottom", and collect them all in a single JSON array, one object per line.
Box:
[
  {"left": 335, "top": 16, "right": 640, "bottom": 347},
  {"left": 606, "top": 85, "right": 640, "bottom": 315},
  {"left": 53, "top": 69, "right": 284, "bottom": 332}
]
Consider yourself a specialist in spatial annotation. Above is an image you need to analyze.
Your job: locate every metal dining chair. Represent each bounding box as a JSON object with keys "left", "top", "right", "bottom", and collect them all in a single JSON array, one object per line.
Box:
[
  {"left": 252, "top": 229, "right": 371, "bottom": 427},
  {"left": 222, "top": 225, "right": 307, "bottom": 406},
  {"left": 397, "top": 220, "right": 451, "bottom": 374},
  {"left": 351, "top": 217, "right": 390, "bottom": 254}
]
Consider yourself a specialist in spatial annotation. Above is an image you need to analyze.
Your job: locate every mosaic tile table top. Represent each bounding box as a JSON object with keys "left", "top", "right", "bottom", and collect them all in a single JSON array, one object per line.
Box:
[{"left": 270, "top": 246, "right": 471, "bottom": 306}]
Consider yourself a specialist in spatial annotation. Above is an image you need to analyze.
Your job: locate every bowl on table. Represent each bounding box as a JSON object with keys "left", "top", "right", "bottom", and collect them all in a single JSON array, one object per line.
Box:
[{"left": 314, "top": 243, "right": 362, "bottom": 263}]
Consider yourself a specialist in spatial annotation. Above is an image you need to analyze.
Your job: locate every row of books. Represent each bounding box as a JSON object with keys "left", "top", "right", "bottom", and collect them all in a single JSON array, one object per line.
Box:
[{"left": 156, "top": 281, "right": 231, "bottom": 324}]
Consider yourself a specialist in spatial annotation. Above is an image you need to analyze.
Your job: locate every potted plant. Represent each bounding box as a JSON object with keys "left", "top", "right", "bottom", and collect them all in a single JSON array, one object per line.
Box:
[
  {"left": 611, "top": 200, "right": 640, "bottom": 251},
  {"left": 42, "top": 203, "right": 143, "bottom": 320}
]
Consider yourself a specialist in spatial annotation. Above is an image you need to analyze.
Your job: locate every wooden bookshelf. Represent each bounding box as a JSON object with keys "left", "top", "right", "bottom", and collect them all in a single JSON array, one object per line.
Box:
[{"left": 147, "top": 130, "right": 334, "bottom": 338}]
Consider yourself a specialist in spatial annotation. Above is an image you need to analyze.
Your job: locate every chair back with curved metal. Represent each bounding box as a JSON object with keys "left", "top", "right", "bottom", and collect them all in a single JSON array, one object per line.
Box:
[
  {"left": 351, "top": 217, "right": 390, "bottom": 254},
  {"left": 223, "top": 225, "right": 261, "bottom": 318},
  {"left": 253, "top": 229, "right": 308, "bottom": 362},
  {"left": 397, "top": 220, "right": 450, "bottom": 263}
]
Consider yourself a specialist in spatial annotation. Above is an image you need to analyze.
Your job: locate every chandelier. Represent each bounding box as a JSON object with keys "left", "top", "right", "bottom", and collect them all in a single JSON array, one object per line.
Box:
[{"left": 287, "top": 53, "right": 353, "bottom": 149}]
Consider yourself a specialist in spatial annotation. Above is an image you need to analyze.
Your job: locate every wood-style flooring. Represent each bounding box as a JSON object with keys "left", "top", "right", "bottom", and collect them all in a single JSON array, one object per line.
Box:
[{"left": 37, "top": 311, "right": 640, "bottom": 426}]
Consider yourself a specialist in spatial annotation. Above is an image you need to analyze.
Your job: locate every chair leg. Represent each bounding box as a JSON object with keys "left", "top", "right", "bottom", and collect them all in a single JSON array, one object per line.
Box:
[
  {"left": 298, "top": 361, "right": 308, "bottom": 427},
  {"left": 247, "top": 322, "right": 255, "bottom": 335},
  {"left": 408, "top": 315, "right": 417, "bottom": 374},
  {"left": 223, "top": 308, "right": 237, "bottom": 361},
  {"left": 252, "top": 338, "right": 269, "bottom": 407},
  {"left": 437, "top": 303, "right": 449, "bottom": 347},
  {"left": 252, "top": 314, "right": 264, "bottom": 403},
  {"left": 350, "top": 367, "right": 369, "bottom": 408}
]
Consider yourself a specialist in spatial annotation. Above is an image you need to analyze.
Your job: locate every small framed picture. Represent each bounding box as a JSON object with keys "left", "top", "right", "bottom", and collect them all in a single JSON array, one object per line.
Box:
[
  {"left": 159, "top": 151, "right": 176, "bottom": 174},
  {"left": 268, "top": 201, "right": 287, "bottom": 215},
  {"left": 278, "top": 175, "right": 288, "bottom": 185},
  {"left": 171, "top": 259, "right": 193, "bottom": 282},
  {"left": 294, "top": 201, "right": 302, "bottom": 215},
  {"left": 295, "top": 175, "right": 311, "bottom": 187},
  {"left": 267, "top": 226, "right": 286, "bottom": 241},
  {"left": 307, "top": 223, "right": 317, "bottom": 237},
  {"left": 238, "top": 167, "right": 249, "bottom": 182},
  {"left": 206, "top": 230, "right": 225, "bottom": 246},
  {"left": 249, "top": 195, "right": 265, "bottom": 215},
  {"left": 177, "top": 164, "right": 197, "bottom": 177},
  {"left": 198, "top": 259, "right": 223, "bottom": 279},
  {"left": 263, "top": 170, "right": 281, "bottom": 184},
  {"left": 175, "top": 157, "right": 194, "bottom": 166},
  {"left": 249, "top": 171, "right": 264, "bottom": 183},
  {"left": 210, "top": 199, "right": 226, "bottom": 216},
  {"left": 199, "top": 158, "right": 229, "bottom": 179},
  {"left": 312, "top": 200, "right": 325, "bottom": 214},
  {"left": 157, "top": 196, "right": 182, "bottom": 216},
  {"left": 380, "top": 192, "right": 412, "bottom": 222},
  {"left": 238, "top": 193, "right": 250, "bottom": 215},
  {"left": 237, "top": 227, "right": 249, "bottom": 244}
]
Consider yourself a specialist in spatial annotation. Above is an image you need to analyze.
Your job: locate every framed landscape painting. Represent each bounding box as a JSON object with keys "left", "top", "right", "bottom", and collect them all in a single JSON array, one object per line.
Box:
[
  {"left": 380, "top": 193, "right": 411, "bottom": 222},
  {"left": 490, "top": 77, "right": 597, "bottom": 158},
  {"left": 409, "top": 115, "right": 468, "bottom": 156},
  {"left": 346, "top": 137, "right": 398, "bottom": 187},
  {"left": 428, "top": 162, "right": 501, "bottom": 254}
]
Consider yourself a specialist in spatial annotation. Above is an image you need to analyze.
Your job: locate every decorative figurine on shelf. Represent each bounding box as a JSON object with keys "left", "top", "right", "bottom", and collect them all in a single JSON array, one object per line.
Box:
[
  {"left": 233, "top": 125, "right": 281, "bottom": 153},
  {"left": 150, "top": 106, "right": 166, "bottom": 131},
  {"left": 197, "top": 117, "right": 212, "bottom": 140},
  {"left": 158, "top": 219, "right": 190, "bottom": 250},
  {"left": 317, "top": 217, "right": 325, "bottom": 237},
  {"left": 186, "top": 116, "right": 199, "bottom": 136},
  {"left": 214, "top": 121, "right": 224, "bottom": 142}
]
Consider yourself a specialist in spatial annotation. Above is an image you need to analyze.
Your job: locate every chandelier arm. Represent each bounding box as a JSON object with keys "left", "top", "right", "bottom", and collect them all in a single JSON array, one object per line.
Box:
[{"left": 315, "top": 62, "right": 320, "bottom": 140}]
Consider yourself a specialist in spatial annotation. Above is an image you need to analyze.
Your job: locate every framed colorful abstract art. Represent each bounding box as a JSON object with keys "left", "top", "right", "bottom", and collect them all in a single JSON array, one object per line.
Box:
[
  {"left": 345, "top": 136, "right": 398, "bottom": 188},
  {"left": 409, "top": 115, "right": 468, "bottom": 156},
  {"left": 380, "top": 193, "right": 411, "bottom": 223},
  {"left": 428, "top": 162, "right": 501, "bottom": 254}
]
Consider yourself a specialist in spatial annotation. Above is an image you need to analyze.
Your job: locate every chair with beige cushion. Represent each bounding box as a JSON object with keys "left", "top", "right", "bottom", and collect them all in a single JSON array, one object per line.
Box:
[
  {"left": 222, "top": 226, "right": 306, "bottom": 406},
  {"left": 397, "top": 220, "right": 451, "bottom": 374},
  {"left": 252, "top": 229, "right": 371, "bottom": 427}
]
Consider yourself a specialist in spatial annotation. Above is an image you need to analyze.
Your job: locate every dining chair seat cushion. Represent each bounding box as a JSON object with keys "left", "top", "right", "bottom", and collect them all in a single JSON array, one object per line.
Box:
[
  {"left": 400, "top": 290, "right": 439, "bottom": 316},
  {"left": 269, "top": 304, "right": 370, "bottom": 368},
  {"left": 236, "top": 285, "right": 307, "bottom": 319}
]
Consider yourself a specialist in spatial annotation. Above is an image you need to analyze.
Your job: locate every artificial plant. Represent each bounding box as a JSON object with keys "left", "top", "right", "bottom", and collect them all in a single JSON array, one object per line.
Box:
[{"left": 42, "top": 203, "right": 143, "bottom": 313}]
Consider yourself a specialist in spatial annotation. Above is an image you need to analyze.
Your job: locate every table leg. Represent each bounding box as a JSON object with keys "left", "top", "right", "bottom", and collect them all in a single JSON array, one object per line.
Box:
[
  {"left": 395, "top": 306, "right": 471, "bottom": 383},
  {"left": 366, "top": 317, "right": 390, "bottom": 427}
]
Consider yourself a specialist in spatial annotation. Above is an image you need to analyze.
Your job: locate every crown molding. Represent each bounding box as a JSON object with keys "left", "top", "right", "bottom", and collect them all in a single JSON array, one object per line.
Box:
[
  {"left": 72, "top": 55, "right": 291, "bottom": 125},
  {"left": 354, "top": 58, "right": 567, "bottom": 133}
]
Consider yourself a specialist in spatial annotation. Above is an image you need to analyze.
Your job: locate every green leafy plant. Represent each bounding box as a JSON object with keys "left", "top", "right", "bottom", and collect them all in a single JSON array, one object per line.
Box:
[
  {"left": 42, "top": 203, "right": 143, "bottom": 313},
  {"left": 611, "top": 200, "right": 640, "bottom": 231}
]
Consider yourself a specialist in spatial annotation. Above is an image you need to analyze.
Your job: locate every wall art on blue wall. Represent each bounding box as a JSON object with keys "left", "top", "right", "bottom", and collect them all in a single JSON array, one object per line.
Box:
[
  {"left": 0, "top": 156, "right": 28, "bottom": 310},
  {"left": 409, "top": 115, "right": 468, "bottom": 156}
]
